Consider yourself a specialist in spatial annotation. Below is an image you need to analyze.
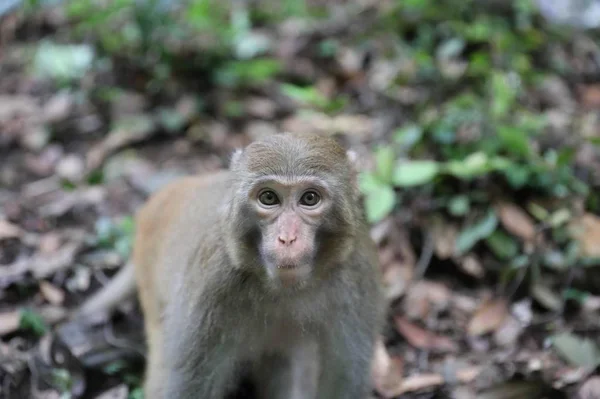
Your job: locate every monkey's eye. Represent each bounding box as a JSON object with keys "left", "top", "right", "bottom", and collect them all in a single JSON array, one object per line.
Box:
[
  {"left": 300, "top": 191, "right": 321, "bottom": 207},
  {"left": 258, "top": 190, "right": 280, "bottom": 206}
]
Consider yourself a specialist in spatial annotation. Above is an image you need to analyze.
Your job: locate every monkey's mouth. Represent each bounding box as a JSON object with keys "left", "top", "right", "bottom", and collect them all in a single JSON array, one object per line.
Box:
[
  {"left": 265, "top": 261, "right": 312, "bottom": 286},
  {"left": 277, "top": 264, "right": 299, "bottom": 269}
]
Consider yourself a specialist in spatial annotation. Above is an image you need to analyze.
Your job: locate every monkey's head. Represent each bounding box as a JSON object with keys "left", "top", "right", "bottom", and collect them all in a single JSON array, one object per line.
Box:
[{"left": 225, "top": 132, "right": 361, "bottom": 290}]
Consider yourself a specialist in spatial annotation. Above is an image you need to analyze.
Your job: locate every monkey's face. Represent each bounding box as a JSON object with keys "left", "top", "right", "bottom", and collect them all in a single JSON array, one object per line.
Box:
[
  {"left": 248, "top": 177, "right": 330, "bottom": 288},
  {"left": 227, "top": 132, "right": 359, "bottom": 290}
]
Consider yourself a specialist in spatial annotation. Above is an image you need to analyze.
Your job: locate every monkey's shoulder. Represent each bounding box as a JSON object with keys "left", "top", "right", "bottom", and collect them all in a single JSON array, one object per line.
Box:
[{"left": 135, "top": 171, "right": 227, "bottom": 223}]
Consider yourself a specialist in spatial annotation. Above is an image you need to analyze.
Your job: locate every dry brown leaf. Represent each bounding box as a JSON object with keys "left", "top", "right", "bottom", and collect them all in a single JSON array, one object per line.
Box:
[
  {"left": 467, "top": 297, "right": 509, "bottom": 336},
  {"left": 496, "top": 202, "right": 536, "bottom": 241},
  {"left": 42, "top": 92, "right": 73, "bottom": 124},
  {"left": 570, "top": 213, "right": 600, "bottom": 258},
  {"left": 478, "top": 381, "right": 545, "bottom": 399},
  {"left": 0, "top": 95, "right": 39, "bottom": 122},
  {"left": 377, "top": 226, "right": 415, "bottom": 301},
  {"left": 94, "top": 384, "right": 129, "bottom": 399},
  {"left": 403, "top": 280, "right": 451, "bottom": 320},
  {"left": 493, "top": 315, "right": 524, "bottom": 347},
  {"left": 579, "top": 376, "right": 600, "bottom": 399},
  {"left": 86, "top": 114, "right": 156, "bottom": 170},
  {"left": 369, "top": 218, "right": 393, "bottom": 246},
  {"left": 244, "top": 121, "right": 278, "bottom": 142},
  {"left": 0, "top": 311, "right": 21, "bottom": 335},
  {"left": 38, "top": 305, "right": 68, "bottom": 326},
  {"left": 430, "top": 217, "right": 459, "bottom": 259},
  {"left": 458, "top": 255, "right": 484, "bottom": 279},
  {"left": 579, "top": 84, "right": 600, "bottom": 109},
  {"left": 39, "top": 281, "right": 66, "bottom": 305},
  {"left": 382, "top": 261, "right": 410, "bottom": 301},
  {"left": 394, "top": 316, "right": 458, "bottom": 353},
  {"left": 378, "top": 246, "right": 395, "bottom": 267},
  {"left": 39, "top": 233, "right": 62, "bottom": 254},
  {"left": 281, "top": 112, "right": 373, "bottom": 139},
  {"left": 583, "top": 295, "right": 600, "bottom": 312},
  {"left": 402, "top": 367, "right": 479, "bottom": 392},
  {"left": 244, "top": 97, "right": 277, "bottom": 119},
  {"left": 0, "top": 219, "right": 22, "bottom": 240},
  {"left": 32, "top": 241, "right": 82, "bottom": 278},
  {"left": 370, "top": 338, "right": 404, "bottom": 398},
  {"left": 382, "top": 367, "right": 480, "bottom": 396}
]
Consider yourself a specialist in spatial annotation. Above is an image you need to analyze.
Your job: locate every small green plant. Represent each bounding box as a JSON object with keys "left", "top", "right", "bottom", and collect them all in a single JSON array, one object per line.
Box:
[
  {"left": 19, "top": 308, "right": 47, "bottom": 336},
  {"left": 94, "top": 216, "right": 135, "bottom": 259}
]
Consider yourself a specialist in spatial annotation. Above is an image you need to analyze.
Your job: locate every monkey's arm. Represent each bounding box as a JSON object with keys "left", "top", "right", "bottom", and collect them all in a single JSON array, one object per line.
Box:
[
  {"left": 161, "top": 281, "right": 238, "bottom": 399},
  {"left": 318, "top": 242, "right": 384, "bottom": 399}
]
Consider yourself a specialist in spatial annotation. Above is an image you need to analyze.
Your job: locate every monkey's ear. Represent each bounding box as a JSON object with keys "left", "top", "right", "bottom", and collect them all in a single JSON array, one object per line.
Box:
[
  {"left": 346, "top": 150, "right": 358, "bottom": 167},
  {"left": 346, "top": 150, "right": 361, "bottom": 193},
  {"left": 230, "top": 149, "right": 243, "bottom": 169}
]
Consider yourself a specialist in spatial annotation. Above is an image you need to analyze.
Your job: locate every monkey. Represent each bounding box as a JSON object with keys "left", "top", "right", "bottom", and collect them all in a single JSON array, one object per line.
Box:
[{"left": 76, "top": 132, "right": 385, "bottom": 399}]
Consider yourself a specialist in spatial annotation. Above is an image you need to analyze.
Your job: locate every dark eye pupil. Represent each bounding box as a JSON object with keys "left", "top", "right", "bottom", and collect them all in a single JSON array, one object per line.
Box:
[
  {"left": 301, "top": 192, "right": 319, "bottom": 206},
  {"left": 260, "top": 191, "right": 277, "bottom": 205}
]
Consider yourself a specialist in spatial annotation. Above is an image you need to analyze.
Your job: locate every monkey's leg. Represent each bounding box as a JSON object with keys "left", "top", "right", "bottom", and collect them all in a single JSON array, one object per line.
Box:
[
  {"left": 253, "top": 353, "right": 291, "bottom": 399},
  {"left": 163, "top": 342, "right": 239, "bottom": 399},
  {"left": 142, "top": 321, "right": 165, "bottom": 399},
  {"left": 316, "top": 327, "right": 376, "bottom": 399},
  {"left": 162, "top": 301, "right": 240, "bottom": 398},
  {"left": 254, "top": 341, "right": 319, "bottom": 399}
]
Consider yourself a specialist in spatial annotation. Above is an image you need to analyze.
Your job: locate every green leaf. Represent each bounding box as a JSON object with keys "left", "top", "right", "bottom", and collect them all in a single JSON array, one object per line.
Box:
[
  {"left": 527, "top": 203, "right": 549, "bottom": 221},
  {"left": 542, "top": 250, "right": 568, "bottom": 271},
  {"left": 557, "top": 147, "right": 576, "bottom": 166},
  {"left": 445, "top": 152, "right": 490, "bottom": 179},
  {"left": 19, "top": 309, "right": 47, "bottom": 336},
  {"left": 318, "top": 39, "right": 338, "bottom": 57},
  {"left": 548, "top": 208, "right": 571, "bottom": 228},
  {"left": 129, "top": 387, "right": 144, "bottom": 399},
  {"left": 392, "top": 160, "right": 439, "bottom": 187},
  {"left": 486, "top": 231, "right": 518, "bottom": 260},
  {"left": 490, "top": 71, "right": 517, "bottom": 119},
  {"left": 359, "top": 172, "right": 396, "bottom": 223},
  {"left": 532, "top": 283, "right": 562, "bottom": 311},
  {"left": 358, "top": 172, "right": 381, "bottom": 193},
  {"left": 364, "top": 186, "right": 396, "bottom": 224},
  {"left": 448, "top": 195, "right": 470, "bottom": 216},
  {"left": 216, "top": 59, "right": 281, "bottom": 88},
  {"left": 51, "top": 368, "right": 73, "bottom": 393},
  {"left": 104, "top": 360, "right": 128, "bottom": 375},
  {"left": 503, "top": 164, "right": 530, "bottom": 188},
  {"left": 551, "top": 332, "right": 600, "bottom": 368},
  {"left": 436, "top": 37, "right": 465, "bottom": 59},
  {"left": 280, "top": 84, "right": 329, "bottom": 109},
  {"left": 497, "top": 126, "right": 531, "bottom": 157},
  {"left": 393, "top": 125, "right": 423, "bottom": 149},
  {"left": 360, "top": 174, "right": 396, "bottom": 224},
  {"left": 455, "top": 210, "right": 498, "bottom": 254},
  {"left": 33, "top": 41, "right": 94, "bottom": 82},
  {"left": 375, "top": 146, "right": 395, "bottom": 183},
  {"left": 157, "top": 108, "right": 186, "bottom": 133},
  {"left": 563, "top": 288, "right": 589, "bottom": 303}
]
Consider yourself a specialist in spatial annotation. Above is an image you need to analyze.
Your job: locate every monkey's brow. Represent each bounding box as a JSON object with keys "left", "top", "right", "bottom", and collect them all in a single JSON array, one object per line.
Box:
[{"left": 250, "top": 175, "right": 330, "bottom": 188}]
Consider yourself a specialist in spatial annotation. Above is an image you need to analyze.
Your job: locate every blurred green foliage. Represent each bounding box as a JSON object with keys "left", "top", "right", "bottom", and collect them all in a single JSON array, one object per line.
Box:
[{"left": 36, "top": 0, "right": 595, "bottom": 302}]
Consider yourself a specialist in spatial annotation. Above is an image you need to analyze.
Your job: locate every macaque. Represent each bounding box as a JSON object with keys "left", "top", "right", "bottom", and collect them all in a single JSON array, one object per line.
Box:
[{"left": 78, "top": 132, "right": 385, "bottom": 399}]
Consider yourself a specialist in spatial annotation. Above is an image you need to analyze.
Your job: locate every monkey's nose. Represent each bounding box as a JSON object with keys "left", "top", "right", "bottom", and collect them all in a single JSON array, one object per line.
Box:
[{"left": 277, "top": 235, "right": 297, "bottom": 245}]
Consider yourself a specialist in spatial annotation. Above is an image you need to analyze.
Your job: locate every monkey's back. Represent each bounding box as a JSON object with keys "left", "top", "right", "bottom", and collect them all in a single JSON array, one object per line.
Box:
[{"left": 131, "top": 170, "right": 232, "bottom": 332}]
